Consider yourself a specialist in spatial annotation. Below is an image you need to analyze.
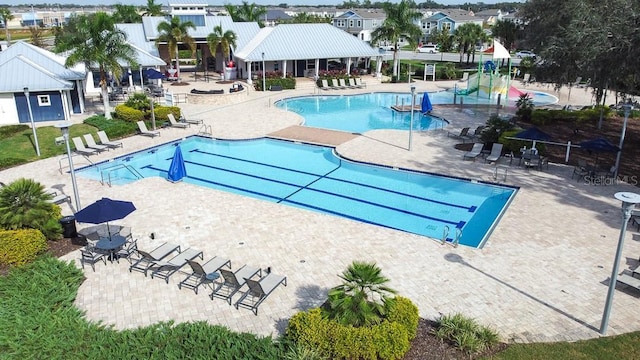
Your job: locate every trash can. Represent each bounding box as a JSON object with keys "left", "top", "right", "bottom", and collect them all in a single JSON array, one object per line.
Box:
[{"left": 59, "top": 216, "right": 77, "bottom": 238}]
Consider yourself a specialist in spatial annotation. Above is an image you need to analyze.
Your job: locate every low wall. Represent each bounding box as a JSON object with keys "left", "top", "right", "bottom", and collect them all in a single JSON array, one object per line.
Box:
[{"left": 184, "top": 88, "right": 248, "bottom": 105}]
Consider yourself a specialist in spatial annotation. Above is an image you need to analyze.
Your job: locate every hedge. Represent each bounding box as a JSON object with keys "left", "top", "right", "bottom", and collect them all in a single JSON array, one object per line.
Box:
[
  {"left": 114, "top": 104, "right": 145, "bottom": 122},
  {"left": 287, "top": 296, "right": 419, "bottom": 360},
  {"left": 153, "top": 105, "right": 181, "bottom": 122},
  {"left": 0, "top": 229, "right": 48, "bottom": 266},
  {"left": 255, "top": 77, "right": 296, "bottom": 91}
]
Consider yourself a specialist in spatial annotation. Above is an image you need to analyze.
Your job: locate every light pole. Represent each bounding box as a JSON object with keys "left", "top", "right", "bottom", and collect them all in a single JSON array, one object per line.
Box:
[
  {"left": 600, "top": 191, "right": 640, "bottom": 335},
  {"left": 23, "top": 87, "right": 41, "bottom": 157},
  {"left": 261, "top": 52, "right": 266, "bottom": 92},
  {"left": 408, "top": 85, "right": 416, "bottom": 151},
  {"left": 613, "top": 101, "right": 633, "bottom": 179},
  {"left": 55, "top": 122, "right": 81, "bottom": 210}
]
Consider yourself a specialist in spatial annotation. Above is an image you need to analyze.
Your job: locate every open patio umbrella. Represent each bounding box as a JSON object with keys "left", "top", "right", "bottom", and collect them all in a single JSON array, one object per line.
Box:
[
  {"left": 167, "top": 145, "right": 187, "bottom": 182},
  {"left": 578, "top": 137, "right": 620, "bottom": 167},
  {"left": 514, "top": 127, "right": 552, "bottom": 149},
  {"left": 421, "top": 92, "right": 433, "bottom": 113},
  {"left": 75, "top": 198, "right": 136, "bottom": 240}
]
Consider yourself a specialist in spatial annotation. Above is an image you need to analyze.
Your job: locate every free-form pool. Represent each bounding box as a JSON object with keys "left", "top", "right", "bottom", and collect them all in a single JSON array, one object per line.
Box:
[{"left": 78, "top": 137, "right": 517, "bottom": 248}]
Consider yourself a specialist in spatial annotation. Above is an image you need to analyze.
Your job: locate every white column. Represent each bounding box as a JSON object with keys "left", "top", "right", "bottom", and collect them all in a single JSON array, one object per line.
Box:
[
  {"left": 60, "top": 90, "right": 70, "bottom": 121},
  {"left": 346, "top": 58, "right": 352, "bottom": 75},
  {"left": 282, "top": 60, "right": 287, "bottom": 78},
  {"left": 247, "top": 61, "right": 253, "bottom": 85},
  {"left": 315, "top": 58, "right": 320, "bottom": 79},
  {"left": 127, "top": 68, "right": 134, "bottom": 92},
  {"left": 376, "top": 56, "right": 383, "bottom": 78}
]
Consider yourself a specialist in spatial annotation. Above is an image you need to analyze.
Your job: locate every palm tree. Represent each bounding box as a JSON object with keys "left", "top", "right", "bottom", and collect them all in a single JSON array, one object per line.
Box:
[
  {"left": 224, "top": 1, "right": 267, "bottom": 27},
  {"left": 324, "top": 261, "right": 397, "bottom": 327},
  {"left": 112, "top": 4, "right": 142, "bottom": 23},
  {"left": 141, "top": 0, "right": 165, "bottom": 17},
  {"left": 370, "top": 0, "right": 423, "bottom": 78},
  {"left": 454, "top": 23, "right": 484, "bottom": 64},
  {"left": 55, "top": 12, "right": 138, "bottom": 119},
  {"left": 0, "top": 6, "right": 14, "bottom": 42},
  {"left": 206, "top": 25, "right": 237, "bottom": 66},
  {"left": 492, "top": 19, "right": 519, "bottom": 66},
  {"left": 28, "top": 26, "right": 46, "bottom": 48},
  {"left": 155, "top": 16, "right": 196, "bottom": 81},
  {"left": 0, "top": 178, "right": 62, "bottom": 239}
]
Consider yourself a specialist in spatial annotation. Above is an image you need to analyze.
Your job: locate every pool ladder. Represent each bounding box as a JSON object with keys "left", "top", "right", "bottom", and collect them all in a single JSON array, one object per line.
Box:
[
  {"left": 100, "top": 164, "right": 143, "bottom": 187},
  {"left": 441, "top": 226, "right": 462, "bottom": 248},
  {"left": 197, "top": 124, "right": 213, "bottom": 137}
]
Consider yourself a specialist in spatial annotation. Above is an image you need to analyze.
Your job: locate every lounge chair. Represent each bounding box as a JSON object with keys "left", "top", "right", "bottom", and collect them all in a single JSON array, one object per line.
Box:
[
  {"left": 179, "top": 115, "right": 203, "bottom": 125},
  {"left": 80, "top": 246, "right": 106, "bottom": 271},
  {"left": 178, "top": 257, "right": 232, "bottom": 294},
  {"left": 349, "top": 78, "right": 363, "bottom": 89},
  {"left": 210, "top": 265, "right": 262, "bottom": 304},
  {"left": 82, "top": 134, "right": 108, "bottom": 152},
  {"left": 97, "top": 131, "right": 123, "bottom": 149},
  {"left": 459, "top": 72, "right": 469, "bottom": 82},
  {"left": 45, "top": 188, "right": 70, "bottom": 205},
  {"left": 616, "top": 270, "right": 640, "bottom": 292},
  {"left": 448, "top": 127, "right": 471, "bottom": 142},
  {"left": 522, "top": 73, "right": 531, "bottom": 85},
  {"left": 71, "top": 137, "right": 97, "bottom": 156},
  {"left": 470, "top": 125, "right": 485, "bottom": 140},
  {"left": 136, "top": 121, "right": 161, "bottom": 137},
  {"left": 339, "top": 78, "right": 352, "bottom": 89},
  {"left": 167, "top": 113, "right": 189, "bottom": 129},
  {"left": 319, "top": 79, "right": 330, "bottom": 91},
  {"left": 235, "top": 272, "right": 287, "bottom": 315},
  {"left": 355, "top": 78, "right": 366, "bottom": 88},
  {"left": 129, "top": 242, "right": 181, "bottom": 275},
  {"left": 331, "top": 78, "right": 345, "bottom": 90},
  {"left": 485, "top": 143, "right": 503, "bottom": 163},
  {"left": 463, "top": 143, "right": 484, "bottom": 161},
  {"left": 149, "top": 248, "right": 204, "bottom": 283}
]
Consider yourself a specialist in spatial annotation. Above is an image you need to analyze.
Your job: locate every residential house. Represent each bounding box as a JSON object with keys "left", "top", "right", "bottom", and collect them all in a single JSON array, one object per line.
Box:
[
  {"left": 474, "top": 9, "right": 506, "bottom": 26},
  {"left": 332, "top": 8, "right": 387, "bottom": 43},
  {"left": 264, "top": 9, "right": 292, "bottom": 27},
  {"left": 419, "top": 9, "right": 484, "bottom": 43}
]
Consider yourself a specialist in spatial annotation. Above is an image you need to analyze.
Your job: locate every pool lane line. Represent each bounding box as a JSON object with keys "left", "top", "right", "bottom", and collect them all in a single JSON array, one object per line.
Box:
[
  {"left": 190, "top": 148, "right": 476, "bottom": 212},
  {"left": 145, "top": 160, "right": 466, "bottom": 227},
  {"left": 278, "top": 162, "right": 342, "bottom": 204}
]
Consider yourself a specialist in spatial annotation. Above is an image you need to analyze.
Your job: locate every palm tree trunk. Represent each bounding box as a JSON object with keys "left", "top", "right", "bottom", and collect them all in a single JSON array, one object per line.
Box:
[
  {"left": 392, "top": 50, "right": 399, "bottom": 78},
  {"left": 4, "top": 28, "right": 10, "bottom": 42},
  {"left": 101, "top": 84, "right": 111, "bottom": 119},
  {"left": 174, "top": 45, "right": 181, "bottom": 81}
]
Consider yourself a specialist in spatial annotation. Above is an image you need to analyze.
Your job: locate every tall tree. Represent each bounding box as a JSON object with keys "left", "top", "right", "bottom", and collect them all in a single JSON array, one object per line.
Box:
[
  {"left": 491, "top": 19, "right": 519, "bottom": 54},
  {"left": 0, "top": 6, "right": 14, "bottom": 42},
  {"left": 206, "top": 25, "right": 237, "bottom": 65},
  {"left": 224, "top": 1, "right": 267, "bottom": 27},
  {"left": 428, "top": 27, "right": 452, "bottom": 52},
  {"left": 55, "top": 12, "right": 138, "bottom": 119},
  {"left": 141, "top": 0, "right": 165, "bottom": 17},
  {"left": 370, "top": 0, "right": 423, "bottom": 78},
  {"left": 453, "top": 23, "right": 485, "bottom": 64},
  {"left": 112, "top": 4, "right": 142, "bottom": 24},
  {"left": 155, "top": 16, "right": 196, "bottom": 80},
  {"left": 28, "top": 26, "right": 45, "bottom": 48}
]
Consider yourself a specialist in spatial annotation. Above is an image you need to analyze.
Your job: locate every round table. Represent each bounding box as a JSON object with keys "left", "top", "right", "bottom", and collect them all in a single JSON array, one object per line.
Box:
[{"left": 95, "top": 235, "right": 127, "bottom": 262}]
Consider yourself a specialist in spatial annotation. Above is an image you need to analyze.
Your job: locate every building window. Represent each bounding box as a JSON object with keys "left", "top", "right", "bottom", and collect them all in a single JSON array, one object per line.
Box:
[
  {"left": 372, "top": 20, "right": 377, "bottom": 27},
  {"left": 349, "top": 20, "right": 354, "bottom": 27},
  {"left": 357, "top": 20, "right": 361, "bottom": 27},
  {"left": 37, "top": 95, "right": 51, "bottom": 106},
  {"left": 336, "top": 19, "right": 345, "bottom": 27},
  {"left": 273, "top": 61, "right": 279, "bottom": 72}
]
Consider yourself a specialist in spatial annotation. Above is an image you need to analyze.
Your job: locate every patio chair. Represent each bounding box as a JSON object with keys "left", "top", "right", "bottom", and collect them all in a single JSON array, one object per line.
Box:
[
  {"left": 322, "top": 79, "right": 337, "bottom": 90},
  {"left": 355, "top": 78, "right": 366, "bottom": 88},
  {"left": 339, "top": 78, "right": 353, "bottom": 89},
  {"left": 522, "top": 73, "right": 531, "bottom": 85},
  {"left": 97, "top": 131, "right": 123, "bottom": 149},
  {"left": 332, "top": 78, "right": 345, "bottom": 90},
  {"left": 571, "top": 159, "right": 589, "bottom": 181},
  {"left": 470, "top": 125, "right": 485, "bottom": 140},
  {"left": 463, "top": 143, "right": 484, "bottom": 161},
  {"left": 448, "top": 127, "right": 471, "bottom": 142},
  {"left": 485, "top": 143, "right": 503, "bottom": 163},
  {"left": 136, "top": 121, "right": 161, "bottom": 137},
  {"left": 167, "top": 113, "right": 189, "bottom": 129},
  {"left": 595, "top": 165, "right": 616, "bottom": 182},
  {"left": 459, "top": 72, "right": 469, "bottom": 82},
  {"left": 114, "top": 238, "right": 138, "bottom": 264},
  {"left": 210, "top": 265, "right": 262, "bottom": 304},
  {"left": 44, "top": 188, "right": 70, "bottom": 205},
  {"left": 82, "top": 134, "right": 108, "bottom": 152},
  {"left": 80, "top": 246, "right": 106, "bottom": 271},
  {"left": 349, "top": 78, "right": 363, "bottom": 89},
  {"left": 71, "top": 137, "right": 97, "bottom": 156},
  {"left": 129, "top": 242, "right": 181, "bottom": 275},
  {"left": 178, "top": 257, "right": 232, "bottom": 294},
  {"left": 149, "top": 248, "right": 204, "bottom": 283},
  {"left": 235, "top": 272, "right": 287, "bottom": 315}
]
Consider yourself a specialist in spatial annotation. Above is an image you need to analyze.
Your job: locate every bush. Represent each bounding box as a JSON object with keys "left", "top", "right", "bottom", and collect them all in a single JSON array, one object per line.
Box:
[
  {"left": 114, "top": 104, "right": 145, "bottom": 122},
  {"left": 255, "top": 77, "right": 297, "bottom": 91},
  {"left": 480, "top": 115, "right": 514, "bottom": 145},
  {"left": 434, "top": 313, "right": 500, "bottom": 355},
  {"left": 287, "top": 297, "right": 418, "bottom": 360},
  {"left": 83, "top": 115, "right": 138, "bottom": 139},
  {"left": 153, "top": 105, "right": 181, "bottom": 122},
  {"left": 0, "top": 229, "right": 48, "bottom": 266},
  {"left": 125, "top": 93, "right": 152, "bottom": 112}
]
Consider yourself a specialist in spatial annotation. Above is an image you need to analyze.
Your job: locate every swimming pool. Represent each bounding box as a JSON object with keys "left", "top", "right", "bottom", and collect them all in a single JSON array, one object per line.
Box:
[{"left": 78, "top": 137, "right": 517, "bottom": 248}]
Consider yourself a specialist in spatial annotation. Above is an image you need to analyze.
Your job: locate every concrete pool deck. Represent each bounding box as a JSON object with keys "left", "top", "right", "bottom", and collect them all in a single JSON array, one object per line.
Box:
[{"left": 3, "top": 76, "right": 639, "bottom": 343}]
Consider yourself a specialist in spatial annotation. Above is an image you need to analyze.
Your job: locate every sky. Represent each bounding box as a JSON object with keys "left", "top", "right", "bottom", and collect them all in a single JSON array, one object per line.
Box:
[{"left": 0, "top": 1, "right": 519, "bottom": 7}]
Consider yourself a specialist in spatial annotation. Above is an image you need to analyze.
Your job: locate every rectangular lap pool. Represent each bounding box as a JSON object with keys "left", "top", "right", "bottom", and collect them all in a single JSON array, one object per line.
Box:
[{"left": 77, "top": 137, "right": 517, "bottom": 248}]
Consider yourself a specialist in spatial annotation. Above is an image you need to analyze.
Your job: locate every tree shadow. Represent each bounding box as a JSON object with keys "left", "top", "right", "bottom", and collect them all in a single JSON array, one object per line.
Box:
[{"left": 293, "top": 284, "right": 329, "bottom": 312}]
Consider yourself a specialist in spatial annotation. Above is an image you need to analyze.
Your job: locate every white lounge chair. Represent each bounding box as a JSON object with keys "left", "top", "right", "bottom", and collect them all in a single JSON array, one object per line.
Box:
[
  {"left": 339, "top": 78, "right": 352, "bottom": 89},
  {"left": 136, "top": 121, "right": 161, "bottom": 137},
  {"left": 167, "top": 113, "right": 189, "bottom": 129},
  {"left": 320, "top": 79, "right": 331, "bottom": 90},
  {"left": 82, "top": 134, "right": 108, "bottom": 152},
  {"left": 97, "top": 131, "right": 123, "bottom": 149},
  {"left": 349, "top": 78, "right": 363, "bottom": 89},
  {"left": 485, "top": 143, "right": 503, "bottom": 163},
  {"left": 355, "top": 78, "right": 366, "bottom": 88},
  {"left": 332, "top": 78, "right": 345, "bottom": 90},
  {"left": 71, "top": 137, "right": 97, "bottom": 156},
  {"left": 463, "top": 143, "right": 484, "bottom": 161},
  {"left": 180, "top": 115, "right": 203, "bottom": 125}
]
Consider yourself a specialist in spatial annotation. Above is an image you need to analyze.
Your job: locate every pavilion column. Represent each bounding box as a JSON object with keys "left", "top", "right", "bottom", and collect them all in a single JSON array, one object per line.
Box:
[
  {"left": 346, "top": 58, "right": 352, "bottom": 75},
  {"left": 282, "top": 60, "right": 287, "bottom": 78},
  {"left": 127, "top": 68, "right": 134, "bottom": 91},
  {"left": 376, "top": 56, "right": 383, "bottom": 78},
  {"left": 315, "top": 58, "right": 320, "bottom": 79},
  {"left": 247, "top": 61, "right": 253, "bottom": 85}
]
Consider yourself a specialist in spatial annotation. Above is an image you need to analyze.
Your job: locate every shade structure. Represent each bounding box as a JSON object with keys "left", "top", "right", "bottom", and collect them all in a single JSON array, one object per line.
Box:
[
  {"left": 144, "top": 68, "right": 166, "bottom": 79},
  {"left": 514, "top": 127, "right": 552, "bottom": 149},
  {"left": 579, "top": 137, "right": 620, "bottom": 166},
  {"left": 421, "top": 92, "right": 433, "bottom": 113},
  {"left": 167, "top": 145, "right": 187, "bottom": 182},
  {"left": 75, "top": 198, "right": 136, "bottom": 239}
]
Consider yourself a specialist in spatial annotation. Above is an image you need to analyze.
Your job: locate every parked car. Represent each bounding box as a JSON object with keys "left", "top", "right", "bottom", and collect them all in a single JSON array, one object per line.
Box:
[
  {"left": 515, "top": 50, "right": 536, "bottom": 58},
  {"left": 378, "top": 44, "right": 396, "bottom": 51},
  {"left": 417, "top": 45, "right": 439, "bottom": 53}
]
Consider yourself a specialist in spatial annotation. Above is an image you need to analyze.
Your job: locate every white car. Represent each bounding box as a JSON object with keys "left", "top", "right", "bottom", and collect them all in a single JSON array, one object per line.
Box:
[
  {"left": 378, "top": 45, "right": 395, "bottom": 51},
  {"left": 515, "top": 50, "right": 536, "bottom": 58},
  {"left": 417, "top": 45, "right": 439, "bottom": 53}
]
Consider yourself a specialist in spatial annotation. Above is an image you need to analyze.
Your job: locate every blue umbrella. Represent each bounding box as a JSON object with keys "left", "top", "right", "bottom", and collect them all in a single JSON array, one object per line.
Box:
[
  {"left": 421, "top": 92, "right": 433, "bottom": 113},
  {"left": 75, "top": 198, "right": 136, "bottom": 239},
  {"left": 514, "top": 127, "right": 552, "bottom": 149},
  {"left": 167, "top": 145, "right": 187, "bottom": 182},
  {"left": 578, "top": 137, "right": 620, "bottom": 166},
  {"left": 144, "top": 68, "right": 166, "bottom": 80}
]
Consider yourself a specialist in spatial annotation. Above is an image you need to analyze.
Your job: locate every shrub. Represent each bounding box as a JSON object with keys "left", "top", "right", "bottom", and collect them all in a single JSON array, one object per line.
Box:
[
  {"left": 480, "top": 115, "right": 514, "bottom": 145},
  {"left": 114, "top": 104, "right": 145, "bottom": 122},
  {"left": 153, "top": 105, "right": 181, "bottom": 122},
  {"left": 255, "top": 76, "right": 297, "bottom": 91},
  {"left": 84, "top": 115, "right": 139, "bottom": 139},
  {"left": 385, "top": 296, "right": 420, "bottom": 340},
  {"left": 125, "top": 93, "right": 152, "bottom": 112},
  {"left": 433, "top": 313, "right": 500, "bottom": 355},
  {"left": 0, "top": 229, "right": 48, "bottom": 266}
]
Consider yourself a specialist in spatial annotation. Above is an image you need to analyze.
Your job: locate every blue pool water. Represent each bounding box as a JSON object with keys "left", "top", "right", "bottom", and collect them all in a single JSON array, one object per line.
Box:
[{"left": 78, "top": 137, "right": 517, "bottom": 248}]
